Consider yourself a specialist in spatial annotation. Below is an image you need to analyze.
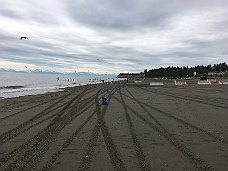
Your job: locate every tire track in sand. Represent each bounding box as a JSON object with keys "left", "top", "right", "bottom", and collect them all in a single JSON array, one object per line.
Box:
[
  {"left": 0, "top": 87, "right": 90, "bottom": 169},
  {"left": 138, "top": 86, "right": 228, "bottom": 109},
  {"left": 122, "top": 88, "right": 228, "bottom": 146},
  {"left": 78, "top": 85, "right": 127, "bottom": 171},
  {"left": 41, "top": 109, "right": 98, "bottom": 171},
  {"left": 118, "top": 88, "right": 151, "bottom": 171},
  {"left": 3, "top": 86, "right": 107, "bottom": 171},
  {"left": 114, "top": 87, "right": 215, "bottom": 171},
  {"left": 0, "top": 91, "right": 68, "bottom": 111},
  {"left": 40, "top": 85, "right": 112, "bottom": 170},
  {"left": 0, "top": 86, "right": 97, "bottom": 145},
  {"left": 0, "top": 88, "right": 78, "bottom": 144},
  {"left": 0, "top": 94, "right": 65, "bottom": 122}
]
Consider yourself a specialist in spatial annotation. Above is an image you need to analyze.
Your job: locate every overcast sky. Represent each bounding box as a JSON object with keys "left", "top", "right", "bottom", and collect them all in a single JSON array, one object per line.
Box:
[{"left": 1, "top": 0, "right": 228, "bottom": 74}]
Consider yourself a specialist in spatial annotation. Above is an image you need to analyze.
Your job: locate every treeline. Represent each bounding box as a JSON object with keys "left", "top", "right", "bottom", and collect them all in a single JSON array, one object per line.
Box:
[{"left": 145, "top": 62, "right": 228, "bottom": 78}]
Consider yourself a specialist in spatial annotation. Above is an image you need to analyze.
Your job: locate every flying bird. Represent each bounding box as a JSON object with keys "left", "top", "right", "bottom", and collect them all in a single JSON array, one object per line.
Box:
[{"left": 20, "top": 37, "right": 29, "bottom": 40}]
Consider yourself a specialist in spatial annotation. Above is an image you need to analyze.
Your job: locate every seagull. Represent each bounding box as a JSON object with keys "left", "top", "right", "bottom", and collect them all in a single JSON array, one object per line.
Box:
[{"left": 20, "top": 37, "right": 29, "bottom": 40}]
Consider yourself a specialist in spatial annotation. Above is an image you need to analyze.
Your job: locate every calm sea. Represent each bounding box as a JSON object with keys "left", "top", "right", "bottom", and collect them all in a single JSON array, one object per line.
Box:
[{"left": 0, "top": 72, "right": 116, "bottom": 99}]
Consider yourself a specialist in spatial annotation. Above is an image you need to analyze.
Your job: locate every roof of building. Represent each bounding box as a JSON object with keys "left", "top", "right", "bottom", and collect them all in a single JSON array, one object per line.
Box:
[{"left": 117, "top": 73, "right": 145, "bottom": 78}]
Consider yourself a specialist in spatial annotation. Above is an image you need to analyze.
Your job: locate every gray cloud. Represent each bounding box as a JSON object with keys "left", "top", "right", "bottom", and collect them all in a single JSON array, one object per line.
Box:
[
  {"left": 66, "top": 0, "right": 228, "bottom": 31},
  {"left": 67, "top": 0, "right": 176, "bottom": 31},
  {"left": 0, "top": 0, "right": 228, "bottom": 73}
]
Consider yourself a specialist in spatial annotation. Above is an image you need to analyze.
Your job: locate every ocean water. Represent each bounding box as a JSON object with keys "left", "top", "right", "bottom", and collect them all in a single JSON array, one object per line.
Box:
[{"left": 0, "top": 72, "right": 116, "bottom": 99}]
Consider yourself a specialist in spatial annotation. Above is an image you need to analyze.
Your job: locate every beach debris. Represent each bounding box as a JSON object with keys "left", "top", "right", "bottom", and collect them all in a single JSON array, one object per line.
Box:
[
  {"left": 174, "top": 80, "right": 187, "bottom": 86},
  {"left": 198, "top": 80, "right": 211, "bottom": 85},
  {"left": 20, "top": 37, "right": 29, "bottom": 40},
  {"left": 150, "top": 82, "right": 164, "bottom": 86},
  {"left": 101, "top": 97, "right": 108, "bottom": 105},
  {"left": 218, "top": 80, "right": 227, "bottom": 84}
]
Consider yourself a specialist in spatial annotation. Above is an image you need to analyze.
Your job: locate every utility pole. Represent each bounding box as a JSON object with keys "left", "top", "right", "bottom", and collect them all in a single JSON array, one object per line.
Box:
[{"left": 187, "top": 65, "right": 189, "bottom": 77}]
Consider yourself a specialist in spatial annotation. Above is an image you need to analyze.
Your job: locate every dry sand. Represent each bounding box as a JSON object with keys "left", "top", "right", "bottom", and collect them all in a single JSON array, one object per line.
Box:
[{"left": 0, "top": 79, "right": 228, "bottom": 171}]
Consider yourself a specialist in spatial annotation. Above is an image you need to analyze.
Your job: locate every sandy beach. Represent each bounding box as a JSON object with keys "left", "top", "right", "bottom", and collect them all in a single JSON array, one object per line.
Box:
[{"left": 0, "top": 79, "right": 228, "bottom": 171}]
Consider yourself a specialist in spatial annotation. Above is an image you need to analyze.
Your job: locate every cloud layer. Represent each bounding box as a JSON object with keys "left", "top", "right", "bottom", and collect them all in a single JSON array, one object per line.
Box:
[{"left": 0, "top": 0, "right": 228, "bottom": 73}]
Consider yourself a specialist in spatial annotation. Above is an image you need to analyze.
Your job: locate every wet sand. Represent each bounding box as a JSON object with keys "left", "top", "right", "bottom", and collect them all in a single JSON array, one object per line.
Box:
[{"left": 0, "top": 79, "right": 228, "bottom": 171}]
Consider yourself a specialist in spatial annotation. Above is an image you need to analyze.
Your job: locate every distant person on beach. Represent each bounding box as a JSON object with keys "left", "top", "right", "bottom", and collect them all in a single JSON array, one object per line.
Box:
[{"left": 57, "top": 77, "right": 59, "bottom": 81}]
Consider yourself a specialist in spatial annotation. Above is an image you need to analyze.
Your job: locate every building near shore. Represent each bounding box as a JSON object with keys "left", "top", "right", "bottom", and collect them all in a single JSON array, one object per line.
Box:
[
  {"left": 208, "top": 71, "right": 228, "bottom": 76},
  {"left": 117, "top": 73, "right": 145, "bottom": 83}
]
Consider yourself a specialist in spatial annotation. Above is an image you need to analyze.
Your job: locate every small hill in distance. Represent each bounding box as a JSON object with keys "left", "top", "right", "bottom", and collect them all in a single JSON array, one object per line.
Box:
[{"left": 0, "top": 68, "right": 116, "bottom": 77}]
